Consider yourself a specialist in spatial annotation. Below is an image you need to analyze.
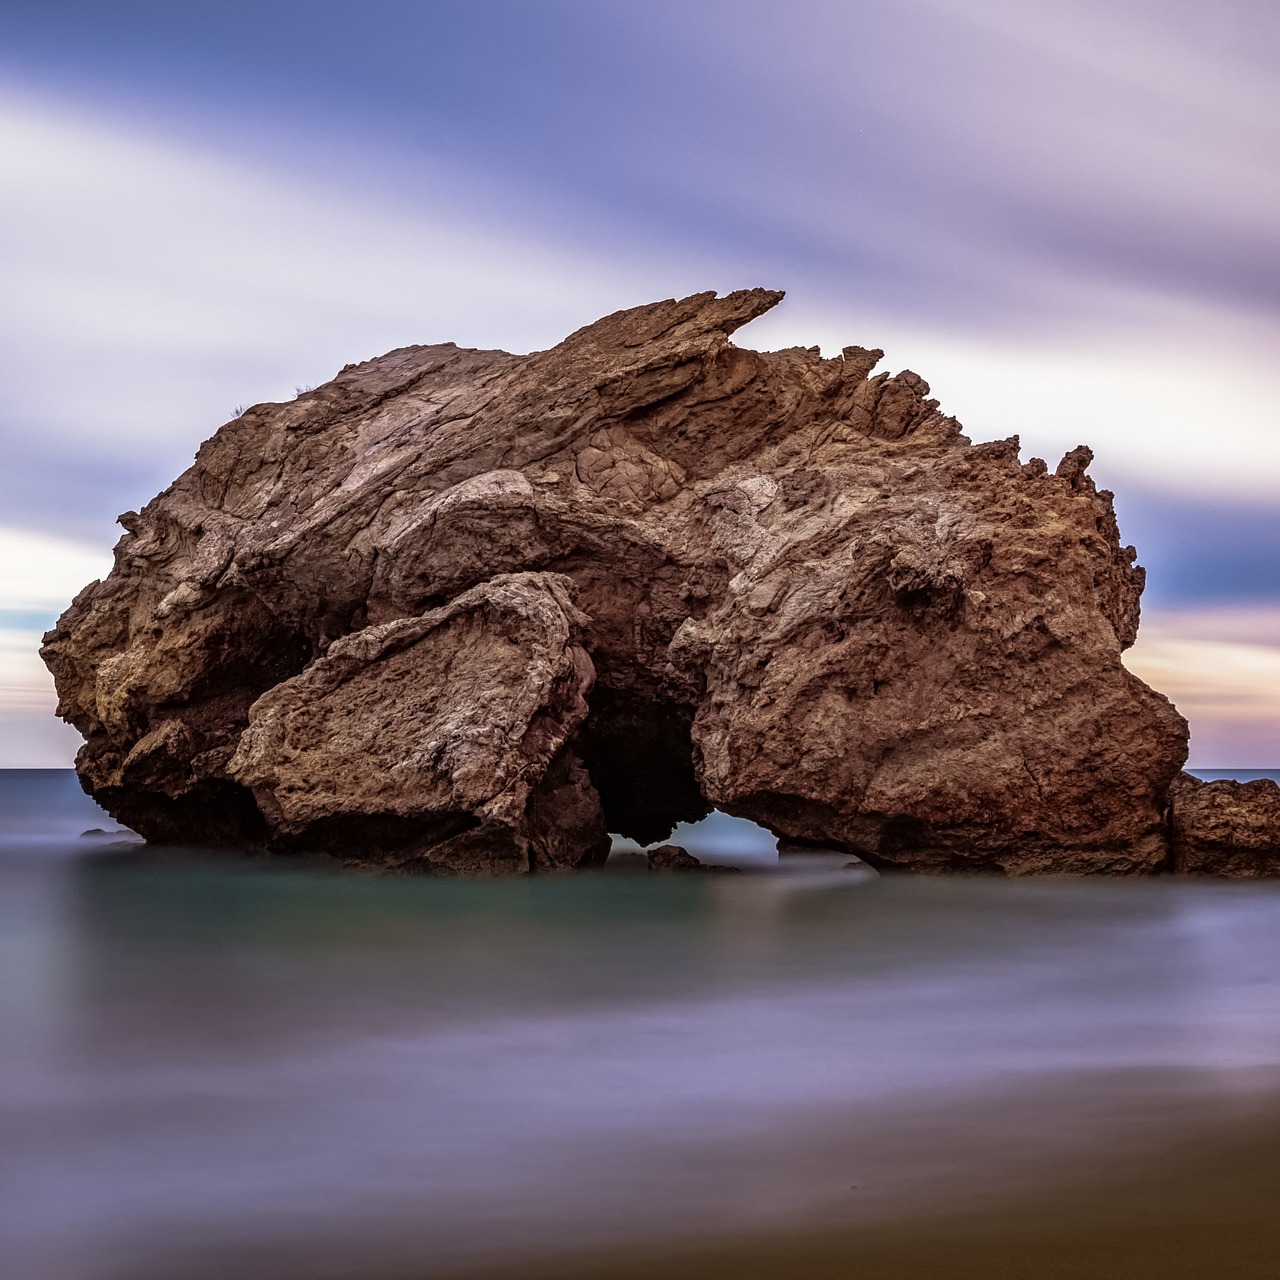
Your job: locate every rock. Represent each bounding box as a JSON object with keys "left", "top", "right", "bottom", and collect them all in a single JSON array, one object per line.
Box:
[
  {"left": 644, "top": 843, "right": 739, "bottom": 872},
  {"left": 227, "top": 573, "right": 609, "bottom": 873},
  {"left": 604, "top": 850, "right": 650, "bottom": 873},
  {"left": 79, "top": 827, "right": 142, "bottom": 845},
  {"left": 645, "top": 844, "right": 703, "bottom": 871},
  {"left": 42, "top": 289, "right": 1189, "bottom": 874},
  {"left": 1169, "top": 773, "right": 1280, "bottom": 876}
]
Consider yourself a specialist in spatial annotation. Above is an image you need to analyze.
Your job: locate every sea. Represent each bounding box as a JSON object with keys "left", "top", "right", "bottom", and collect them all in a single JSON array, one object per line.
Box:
[{"left": 3, "top": 767, "right": 1280, "bottom": 1279}]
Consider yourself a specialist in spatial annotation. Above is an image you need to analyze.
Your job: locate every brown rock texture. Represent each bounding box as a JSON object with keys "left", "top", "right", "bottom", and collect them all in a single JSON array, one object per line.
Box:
[
  {"left": 42, "top": 288, "right": 1189, "bottom": 874},
  {"left": 1169, "top": 773, "right": 1280, "bottom": 876}
]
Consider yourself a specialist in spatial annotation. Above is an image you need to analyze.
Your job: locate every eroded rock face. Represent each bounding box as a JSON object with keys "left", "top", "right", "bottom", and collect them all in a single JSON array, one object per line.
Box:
[
  {"left": 43, "top": 289, "right": 1189, "bottom": 873},
  {"left": 1169, "top": 773, "right": 1280, "bottom": 876},
  {"left": 227, "top": 573, "right": 607, "bottom": 874}
]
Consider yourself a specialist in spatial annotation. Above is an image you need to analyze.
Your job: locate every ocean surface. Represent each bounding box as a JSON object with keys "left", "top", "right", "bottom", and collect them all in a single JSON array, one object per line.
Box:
[{"left": 3, "top": 767, "right": 1280, "bottom": 1279}]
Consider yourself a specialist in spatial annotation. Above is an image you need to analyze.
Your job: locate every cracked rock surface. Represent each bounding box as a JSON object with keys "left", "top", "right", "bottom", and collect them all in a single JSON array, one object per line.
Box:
[{"left": 44, "top": 289, "right": 1196, "bottom": 874}]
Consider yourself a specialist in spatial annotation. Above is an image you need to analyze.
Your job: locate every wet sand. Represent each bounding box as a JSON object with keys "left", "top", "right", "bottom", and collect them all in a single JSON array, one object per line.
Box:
[{"left": 474, "top": 1075, "right": 1280, "bottom": 1280}]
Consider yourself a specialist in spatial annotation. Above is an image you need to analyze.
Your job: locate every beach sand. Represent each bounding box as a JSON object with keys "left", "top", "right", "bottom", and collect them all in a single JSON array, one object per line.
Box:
[{"left": 473, "top": 1076, "right": 1280, "bottom": 1280}]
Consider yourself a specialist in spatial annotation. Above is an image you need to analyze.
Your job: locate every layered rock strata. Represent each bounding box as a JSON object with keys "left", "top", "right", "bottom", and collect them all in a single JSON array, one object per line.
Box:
[{"left": 44, "top": 289, "right": 1194, "bottom": 874}]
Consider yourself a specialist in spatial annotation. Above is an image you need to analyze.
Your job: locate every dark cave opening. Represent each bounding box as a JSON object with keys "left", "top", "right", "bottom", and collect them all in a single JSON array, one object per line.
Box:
[{"left": 577, "top": 687, "right": 710, "bottom": 847}]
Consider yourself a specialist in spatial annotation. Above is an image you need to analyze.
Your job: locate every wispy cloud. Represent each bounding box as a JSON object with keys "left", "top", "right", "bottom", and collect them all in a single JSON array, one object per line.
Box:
[
  {"left": 0, "top": 526, "right": 111, "bottom": 767},
  {"left": 1125, "top": 607, "right": 1280, "bottom": 766},
  {"left": 0, "top": 526, "right": 110, "bottom": 619}
]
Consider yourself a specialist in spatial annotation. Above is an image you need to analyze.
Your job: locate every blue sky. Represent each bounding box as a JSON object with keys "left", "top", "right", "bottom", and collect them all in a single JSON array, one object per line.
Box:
[{"left": 1, "top": 0, "right": 1278, "bottom": 764}]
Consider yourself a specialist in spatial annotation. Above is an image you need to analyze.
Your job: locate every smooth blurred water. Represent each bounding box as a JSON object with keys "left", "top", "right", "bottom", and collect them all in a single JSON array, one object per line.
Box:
[
  {"left": 1189, "top": 769, "right": 1280, "bottom": 783},
  {"left": 4, "top": 769, "right": 1280, "bottom": 1279}
]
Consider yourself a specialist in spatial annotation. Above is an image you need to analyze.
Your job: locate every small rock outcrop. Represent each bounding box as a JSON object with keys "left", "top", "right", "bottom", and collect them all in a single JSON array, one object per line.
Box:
[
  {"left": 43, "top": 289, "right": 1192, "bottom": 874},
  {"left": 645, "top": 844, "right": 735, "bottom": 873},
  {"left": 1170, "top": 774, "right": 1280, "bottom": 876}
]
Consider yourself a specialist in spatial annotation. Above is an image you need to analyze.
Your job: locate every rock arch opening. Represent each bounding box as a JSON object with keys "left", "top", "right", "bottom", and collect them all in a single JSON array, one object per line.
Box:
[{"left": 577, "top": 687, "right": 708, "bottom": 847}]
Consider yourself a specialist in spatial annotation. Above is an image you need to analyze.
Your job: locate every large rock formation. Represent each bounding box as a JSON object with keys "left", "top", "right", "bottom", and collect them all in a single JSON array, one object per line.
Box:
[{"left": 43, "top": 289, "right": 1194, "bottom": 874}]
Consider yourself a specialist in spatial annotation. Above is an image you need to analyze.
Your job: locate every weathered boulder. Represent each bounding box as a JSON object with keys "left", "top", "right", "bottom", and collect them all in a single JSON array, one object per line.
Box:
[
  {"left": 1169, "top": 773, "right": 1280, "bottom": 876},
  {"left": 42, "top": 289, "right": 1189, "bottom": 873},
  {"left": 227, "top": 572, "right": 608, "bottom": 874}
]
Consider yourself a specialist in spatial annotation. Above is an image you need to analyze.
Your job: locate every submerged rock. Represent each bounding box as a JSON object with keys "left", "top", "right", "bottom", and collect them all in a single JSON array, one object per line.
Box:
[
  {"left": 644, "top": 844, "right": 737, "bottom": 873},
  {"left": 43, "top": 289, "right": 1190, "bottom": 874},
  {"left": 1169, "top": 773, "right": 1280, "bottom": 876},
  {"left": 645, "top": 844, "right": 700, "bottom": 871}
]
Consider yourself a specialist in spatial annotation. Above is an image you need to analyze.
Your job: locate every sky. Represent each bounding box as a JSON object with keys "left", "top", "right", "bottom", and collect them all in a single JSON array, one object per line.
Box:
[{"left": 0, "top": 0, "right": 1277, "bottom": 766}]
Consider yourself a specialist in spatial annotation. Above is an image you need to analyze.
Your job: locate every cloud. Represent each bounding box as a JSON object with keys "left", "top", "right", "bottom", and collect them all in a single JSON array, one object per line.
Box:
[
  {"left": 1113, "top": 491, "right": 1280, "bottom": 607},
  {"left": 741, "top": 300, "right": 1280, "bottom": 506},
  {"left": 0, "top": 622, "right": 82, "bottom": 770},
  {"left": 0, "top": 525, "right": 111, "bottom": 767},
  {"left": 0, "top": 526, "right": 110, "bottom": 619},
  {"left": 6, "top": 1, "right": 1279, "bottom": 332},
  {"left": 1125, "top": 607, "right": 1280, "bottom": 766}
]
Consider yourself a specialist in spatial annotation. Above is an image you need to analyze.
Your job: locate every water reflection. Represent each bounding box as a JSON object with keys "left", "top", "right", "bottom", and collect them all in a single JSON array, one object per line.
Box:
[{"left": 4, "top": 771, "right": 1280, "bottom": 1279}]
